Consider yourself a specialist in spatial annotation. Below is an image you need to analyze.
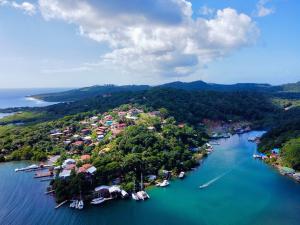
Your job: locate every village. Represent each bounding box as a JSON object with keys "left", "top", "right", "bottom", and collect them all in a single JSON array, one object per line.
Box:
[
  {"left": 249, "top": 137, "right": 300, "bottom": 183},
  {"left": 14, "top": 104, "right": 213, "bottom": 210}
]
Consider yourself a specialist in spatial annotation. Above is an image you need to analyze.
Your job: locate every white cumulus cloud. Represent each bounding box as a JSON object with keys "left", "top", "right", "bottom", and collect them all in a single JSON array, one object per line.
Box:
[{"left": 38, "top": 0, "right": 259, "bottom": 77}]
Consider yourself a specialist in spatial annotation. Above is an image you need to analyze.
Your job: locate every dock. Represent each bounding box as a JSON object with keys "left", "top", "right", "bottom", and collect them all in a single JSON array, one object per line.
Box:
[
  {"left": 45, "top": 190, "right": 55, "bottom": 195},
  {"left": 34, "top": 171, "right": 53, "bottom": 178},
  {"left": 40, "top": 178, "right": 54, "bottom": 182},
  {"left": 55, "top": 200, "right": 68, "bottom": 209}
]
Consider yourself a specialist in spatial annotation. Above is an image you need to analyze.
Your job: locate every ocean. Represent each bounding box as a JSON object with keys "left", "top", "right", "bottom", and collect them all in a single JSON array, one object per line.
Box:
[
  {"left": 0, "top": 88, "right": 68, "bottom": 118},
  {"left": 0, "top": 132, "right": 300, "bottom": 225},
  {"left": 0, "top": 88, "right": 69, "bottom": 108}
]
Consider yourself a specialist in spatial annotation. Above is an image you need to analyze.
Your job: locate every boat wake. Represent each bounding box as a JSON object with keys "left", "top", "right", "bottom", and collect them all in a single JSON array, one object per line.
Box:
[{"left": 199, "top": 171, "right": 231, "bottom": 189}]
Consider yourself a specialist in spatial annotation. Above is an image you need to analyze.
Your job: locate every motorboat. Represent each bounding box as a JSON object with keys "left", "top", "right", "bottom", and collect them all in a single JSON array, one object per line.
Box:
[
  {"left": 138, "top": 191, "right": 150, "bottom": 200},
  {"left": 15, "top": 164, "right": 39, "bottom": 172},
  {"left": 199, "top": 184, "right": 209, "bottom": 189},
  {"left": 131, "top": 193, "right": 140, "bottom": 201},
  {"left": 159, "top": 180, "right": 169, "bottom": 187},
  {"left": 77, "top": 200, "right": 84, "bottom": 210},
  {"left": 69, "top": 200, "right": 77, "bottom": 208},
  {"left": 91, "top": 197, "right": 106, "bottom": 205},
  {"left": 178, "top": 171, "right": 185, "bottom": 179},
  {"left": 121, "top": 190, "right": 129, "bottom": 198}
]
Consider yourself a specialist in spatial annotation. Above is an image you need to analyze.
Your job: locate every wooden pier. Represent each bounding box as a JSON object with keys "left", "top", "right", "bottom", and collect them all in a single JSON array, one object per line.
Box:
[{"left": 34, "top": 171, "right": 53, "bottom": 178}]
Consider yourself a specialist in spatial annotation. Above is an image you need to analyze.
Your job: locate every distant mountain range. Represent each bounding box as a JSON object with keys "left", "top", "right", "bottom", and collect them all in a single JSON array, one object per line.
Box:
[{"left": 31, "top": 80, "right": 300, "bottom": 102}]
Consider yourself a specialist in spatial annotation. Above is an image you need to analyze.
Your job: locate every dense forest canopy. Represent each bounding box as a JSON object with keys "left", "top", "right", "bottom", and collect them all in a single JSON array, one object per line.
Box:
[
  {"left": 30, "top": 80, "right": 300, "bottom": 103},
  {"left": 0, "top": 88, "right": 281, "bottom": 126}
]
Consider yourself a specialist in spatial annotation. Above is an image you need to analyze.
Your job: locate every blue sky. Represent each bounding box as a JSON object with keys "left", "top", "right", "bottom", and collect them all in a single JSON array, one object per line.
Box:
[{"left": 0, "top": 0, "right": 299, "bottom": 88}]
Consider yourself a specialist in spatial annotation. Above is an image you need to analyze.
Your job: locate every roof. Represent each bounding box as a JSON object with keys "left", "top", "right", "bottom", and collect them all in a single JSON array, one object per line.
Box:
[
  {"left": 65, "top": 164, "right": 76, "bottom": 170},
  {"left": 82, "top": 164, "right": 92, "bottom": 169},
  {"left": 59, "top": 169, "right": 71, "bottom": 178},
  {"left": 78, "top": 167, "right": 87, "bottom": 173},
  {"left": 87, "top": 166, "right": 97, "bottom": 174},
  {"left": 81, "top": 155, "right": 91, "bottom": 161},
  {"left": 95, "top": 185, "right": 110, "bottom": 192},
  {"left": 63, "top": 159, "right": 76, "bottom": 164},
  {"left": 78, "top": 164, "right": 92, "bottom": 173},
  {"left": 109, "top": 185, "right": 121, "bottom": 193},
  {"left": 73, "top": 141, "right": 84, "bottom": 146},
  {"left": 281, "top": 167, "right": 295, "bottom": 173}
]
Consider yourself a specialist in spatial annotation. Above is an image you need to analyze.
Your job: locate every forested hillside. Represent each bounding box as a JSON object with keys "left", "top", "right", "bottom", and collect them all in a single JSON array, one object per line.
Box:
[{"left": 31, "top": 80, "right": 300, "bottom": 103}]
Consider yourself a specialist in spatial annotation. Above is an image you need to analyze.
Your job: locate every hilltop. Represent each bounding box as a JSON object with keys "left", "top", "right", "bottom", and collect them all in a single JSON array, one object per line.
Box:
[{"left": 30, "top": 80, "right": 300, "bottom": 102}]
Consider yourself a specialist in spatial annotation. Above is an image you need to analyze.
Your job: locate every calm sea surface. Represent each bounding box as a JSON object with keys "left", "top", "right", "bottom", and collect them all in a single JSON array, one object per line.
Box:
[
  {"left": 0, "top": 88, "right": 68, "bottom": 118},
  {"left": 0, "top": 131, "right": 300, "bottom": 225},
  {"left": 0, "top": 88, "right": 68, "bottom": 109}
]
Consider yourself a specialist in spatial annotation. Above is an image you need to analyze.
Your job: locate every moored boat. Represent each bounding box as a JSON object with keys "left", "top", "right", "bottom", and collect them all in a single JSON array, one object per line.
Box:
[
  {"left": 15, "top": 164, "right": 39, "bottom": 172},
  {"left": 178, "top": 171, "right": 185, "bottom": 179},
  {"left": 69, "top": 200, "right": 77, "bottom": 208},
  {"left": 91, "top": 197, "right": 106, "bottom": 205},
  {"left": 131, "top": 193, "right": 140, "bottom": 201},
  {"left": 121, "top": 190, "right": 129, "bottom": 198},
  {"left": 159, "top": 180, "right": 169, "bottom": 187},
  {"left": 77, "top": 200, "right": 84, "bottom": 210}
]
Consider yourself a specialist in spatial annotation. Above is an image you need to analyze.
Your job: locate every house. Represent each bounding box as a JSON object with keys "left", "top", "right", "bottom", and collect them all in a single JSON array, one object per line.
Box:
[
  {"left": 50, "top": 132, "right": 63, "bottom": 137},
  {"left": 80, "top": 154, "right": 91, "bottom": 161},
  {"left": 50, "top": 129, "right": 61, "bottom": 134},
  {"left": 280, "top": 167, "right": 295, "bottom": 175},
  {"left": 272, "top": 148, "right": 280, "bottom": 154},
  {"left": 83, "top": 136, "right": 92, "bottom": 141},
  {"left": 178, "top": 123, "right": 185, "bottom": 128},
  {"left": 270, "top": 153, "right": 278, "bottom": 159},
  {"left": 73, "top": 141, "right": 84, "bottom": 147},
  {"left": 105, "top": 120, "right": 113, "bottom": 126},
  {"left": 117, "top": 123, "right": 127, "bottom": 129},
  {"left": 78, "top": 163, "right": 92, "bottom": 173},
  {"left": 87, "top": 166, "right": 97, "bottom": 174},
  {"left": 62, "top": 158, "right": 76, "bottom": 168},
  {"left": 104, "top": 115, "right": 113, "bottom": 121},
  {"left": 147, "top": 175, "right": 157, "bottom": 181},
  {"left": 65, "top": 164, "right": 76, "bottom": 170},
  {"left": 147, "top": 126, "right": 155, "bottom": 131},
  {"left": 94, "top": 185, "right": 111, "bottom": 198},
  {"left": 118, "top": 111, "right": 127, "bottom": 118},
  {"left": 81, "top": 129, "right": 91, "bottom": 135},
  {"left": 97, "top": 135, "right": 104, "bottom": 141},
  {"left": 112, "top": 128, "right": 123, "bottom": 136},
  {"left": 149, "top": 111, "right": 160, "bottom": 116},
  {"left": 90, "top": 116, "right": 98, "bottom": 122},
  {"left": 72, "top": 134, "right": 81, "bottom": 140},
  {"left": 59, "top": 169, "right": 72, "bottom": 178}
]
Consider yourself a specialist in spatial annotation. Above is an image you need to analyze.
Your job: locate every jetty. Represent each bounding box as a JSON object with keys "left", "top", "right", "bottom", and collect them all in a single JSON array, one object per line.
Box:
[
  {"left": 34, "top": 171, "right": 53, "bottom": 178},
  {"left": 45, "top": 190, "right": 55, "bottom": 195},
  {"left": 55, "top": 200, "right": 68, "bottom": 209}
]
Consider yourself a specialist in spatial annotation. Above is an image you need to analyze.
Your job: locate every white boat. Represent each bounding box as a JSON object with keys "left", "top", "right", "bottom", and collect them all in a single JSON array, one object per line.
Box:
[
  {"left": 131, "top": 193, "right": 140, "bottom": 201},
  {"left": 159, "top": 180, "right": 169, "bottom": 187},
  {"left": 69, "top": 200, "right": 77, "bottom": 208},
  {"left": 253, "top": 154, "right": 261, "bottom": 159},
  {"left": 121, "top": 190, "right": 129, "bottom": 198},
  {"left": 138, "top": 191, "right": 150, "bottom": 200},
  {"left": 15, "top": 164, "right": 39, "bottom": 172},
  {"left": 91, "top": 197, "right": 106, "bottom": 205},
  {"left": 178, "top": 171, "right": 185, "bottom": 179},
  {"left": 136, "top": 192, "right": 144, "bottom": 200},
  {"left": 77, "top": 200, "right": 84, "bottom": 210},
  {"left": 199, "top": 184, "right": 209, "bottom": 189}
]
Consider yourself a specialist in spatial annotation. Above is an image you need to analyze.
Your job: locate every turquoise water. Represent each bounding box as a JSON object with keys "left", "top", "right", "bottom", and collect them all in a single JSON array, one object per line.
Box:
[{"left": 1, "top": 131, "right": 300, "bottom": 225}]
